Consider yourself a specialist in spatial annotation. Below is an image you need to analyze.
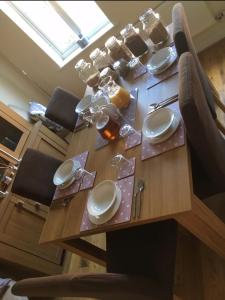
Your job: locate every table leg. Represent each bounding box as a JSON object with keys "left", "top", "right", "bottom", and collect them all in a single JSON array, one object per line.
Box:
[{"left": 175, "top": 195, "right": 225, "bottom": 259}]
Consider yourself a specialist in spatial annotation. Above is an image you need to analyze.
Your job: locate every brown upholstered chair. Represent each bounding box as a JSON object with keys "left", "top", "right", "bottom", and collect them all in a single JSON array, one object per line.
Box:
[
  {"left": 11, "top": 148, "right": 62, "bottom": 206},
  {"left": 45, "top": 87, "right": 80, "bottom": 132},
  {"left": 12, "top": 220, "right": 178, "bottom": 300},
  {"left": 178, "top": 52, "right": 225, "bottom": 217},
  {"left": 172, "top": 2, "right": 225, "bottom": 134}
]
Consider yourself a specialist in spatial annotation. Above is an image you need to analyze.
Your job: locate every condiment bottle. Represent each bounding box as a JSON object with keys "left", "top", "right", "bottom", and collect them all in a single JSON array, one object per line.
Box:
[
  {"left": 139, "top": 9, "right": 168, "bottom": 45},
  {"left": 105, "top": 36, "right": 133, "bottom": 62},
  {"left": 120, "top": 24, "right": 149, "bottom": 57},
  {"left": 89, "top": 48, "right": 113, "bottom": 72},
  {"left": 74, "top": 59, "right": 100, "bottom": 88}
]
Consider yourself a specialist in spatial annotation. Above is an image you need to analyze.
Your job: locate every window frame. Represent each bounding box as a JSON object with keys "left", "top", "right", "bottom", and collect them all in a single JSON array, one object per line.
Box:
[{"left": 6, "top": 1, "right": 112, "bottom": 62}]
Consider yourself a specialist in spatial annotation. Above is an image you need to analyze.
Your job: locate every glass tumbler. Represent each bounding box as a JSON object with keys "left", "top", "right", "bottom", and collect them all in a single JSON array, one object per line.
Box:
[
  {"left": 74, "top": 167, "right": 93, "bottom": 181},
  {"left": 111, "top": 154, "right": 130, "bottom": 169},
  {"left": 119, "top": 124, "right": 139, "bottom": 138}
]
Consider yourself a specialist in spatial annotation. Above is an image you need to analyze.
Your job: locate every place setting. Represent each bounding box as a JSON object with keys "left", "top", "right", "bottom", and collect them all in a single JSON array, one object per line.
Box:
[
  {"left": 141, "top": 100, "right": 185, "bottom": 160},
  {"left": 51, "top": 151, "right": 96, "bottom": 206},
  {"left": 146, "top": 45, "right": 178, "bottom": 89},
  {"left": 80, "top": 153, "right": 141, "bottom": 232}
]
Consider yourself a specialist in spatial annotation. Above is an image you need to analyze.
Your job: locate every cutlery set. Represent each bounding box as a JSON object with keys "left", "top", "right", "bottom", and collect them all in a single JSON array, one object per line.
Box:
[{"left": 148, "top": 94, "right": 178, "bottom": 114}]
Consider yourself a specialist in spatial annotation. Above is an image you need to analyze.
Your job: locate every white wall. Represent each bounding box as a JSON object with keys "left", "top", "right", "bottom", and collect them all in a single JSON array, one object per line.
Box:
[
  {"left": 0, "top": 0, "right": 225, "bottom": 120},
  {"left": 0, "top": 53, "right": 49, "bottom": 120}
]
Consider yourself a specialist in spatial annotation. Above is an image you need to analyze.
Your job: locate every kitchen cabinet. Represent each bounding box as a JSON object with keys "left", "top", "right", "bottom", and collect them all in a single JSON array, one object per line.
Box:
[{"left": 0, "top": 102, "right": 69, "bottom": 275}]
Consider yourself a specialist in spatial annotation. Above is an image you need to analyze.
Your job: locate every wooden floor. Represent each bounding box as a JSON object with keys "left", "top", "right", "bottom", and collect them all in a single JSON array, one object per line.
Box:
[{"left": 59, "top": 38, "right": 225, "bottom": 300}]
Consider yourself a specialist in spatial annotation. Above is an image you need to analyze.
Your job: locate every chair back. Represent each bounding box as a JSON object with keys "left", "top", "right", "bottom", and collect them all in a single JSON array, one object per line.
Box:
[
  {"left": 45, "top": 87, "right": 80, "bottom": 131},
  {"left": 12, "top": 148, "right": 62, "bottom": 206},
  {"left": 12, "top": 221, "right": 178, "bottom": 300},
  {"left": 172, "top": 3, "right": 216, "bottom": 119},
  {"left": 178, "top": 52, "right": 225, "bottom": 192}
]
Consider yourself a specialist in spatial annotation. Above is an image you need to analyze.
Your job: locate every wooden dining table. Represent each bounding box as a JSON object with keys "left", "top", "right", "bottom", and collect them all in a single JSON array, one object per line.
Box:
[{"left": 40, "top": 35, "right": 225, "bottom": 268}]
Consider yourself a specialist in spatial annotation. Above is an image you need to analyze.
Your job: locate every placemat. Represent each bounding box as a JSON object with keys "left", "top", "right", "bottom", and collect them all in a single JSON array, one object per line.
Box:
[
  {"left": 95, "top": 88, "right": 138, "bottom": 150},
  {"left": 132, "top": 64, "right": 148, "bottom": 80},
  {"left": 141, "top": 102, "right": 185, "bottom": 161},
  {"left": 124, "top": 130, "right": 142, "bottom": 150},
  {"left": 80, "top": 175, "right": 134, "bottom": 233},
  {"left": 52, "top": 151, "right": 89, "bottom": 202},
  {"left": 80, "top": 171, "right": 96, "bottom": 191},
  {"left": 117, "top": 157, "right": 136, "bottom": 180},
  {"left": 147, "top": 45, "right": 178, "bottom": 90}
]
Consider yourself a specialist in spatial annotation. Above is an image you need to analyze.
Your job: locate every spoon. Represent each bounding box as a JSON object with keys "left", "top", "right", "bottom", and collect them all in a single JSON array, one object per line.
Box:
[{"left": 136, "top": 179, "right": 145, "bottom": 218}]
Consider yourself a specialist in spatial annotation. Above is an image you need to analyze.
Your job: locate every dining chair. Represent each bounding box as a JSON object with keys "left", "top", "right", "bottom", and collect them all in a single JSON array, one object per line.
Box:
[
  {"left": 178, "top": 52, "right": 225, "bottom": 220},
  {"left": 11, "top": 148, "right": 62, "bottom": 206},
  {"left": 12, "top": 220, "right": 178, "bottom": 300},
  {"left": 172, "top": 2, "right": 225, "bottom": 134},
  {"left": 45, "top": 87, "right": 80, "bottom": 132}
]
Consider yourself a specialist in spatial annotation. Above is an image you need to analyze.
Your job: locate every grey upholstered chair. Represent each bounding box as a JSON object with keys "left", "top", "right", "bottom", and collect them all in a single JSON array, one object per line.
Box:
[
  {"left": 12, "top": 220, "right": 178, "bottom": 300},
  {"left": 11, "top": 148, "right": 62, "bottom": 206},
  {"left": 178, "top": 52, "right": 225, "bottom": 220},
  {"left": 45, "top": 87, "right": 80, "bottom": 131},
  {"left": 172, "top": 2, "right": 225, "bottom": 134}
]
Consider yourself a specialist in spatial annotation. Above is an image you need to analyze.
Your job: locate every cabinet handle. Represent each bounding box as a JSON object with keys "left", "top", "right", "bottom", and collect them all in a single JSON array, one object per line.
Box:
[{"left": 15, "top": 200, "right": 25, "bottom": 208}]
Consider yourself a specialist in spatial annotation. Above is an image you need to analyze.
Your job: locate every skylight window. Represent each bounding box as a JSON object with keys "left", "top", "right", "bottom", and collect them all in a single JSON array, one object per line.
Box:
[{"left": 2, "top": 1, "right": 112, "bottom": 67}]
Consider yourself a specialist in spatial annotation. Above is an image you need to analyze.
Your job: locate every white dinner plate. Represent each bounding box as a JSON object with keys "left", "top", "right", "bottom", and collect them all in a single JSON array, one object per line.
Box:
[
  {"left": 148, "top": 47, "right": 172, "bottom": 71},
  {"left": 142, "top": 108, "right": 175, "bottom": 140},
  {"left": 148, "top": 47, "right": 177, "bottom": 75},
  {"left": 87, "top": 180, "right": 117, "bottom": 218},
  {"left": 88, "top": 186, "right": 122, "bottom": 225},
  {"left": 53, "top": 159, "right": 81, "bottom": 186},
  {"left": 148, "top": 113, "right": 181, "bottom": 144},
  {"left": 58, "top": 176, "right": 76, "bottom": 190}
]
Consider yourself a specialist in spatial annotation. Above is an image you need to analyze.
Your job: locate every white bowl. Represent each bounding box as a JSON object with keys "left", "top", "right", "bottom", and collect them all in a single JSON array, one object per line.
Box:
[
  {"left": 87, "top": 180, "right": 117, "bottom": 218},
  {"left": 88, "top": 185, "right": 122, "bottom": 225},
  {"left": 75, "top": 95, "right": 93, "bottom": 114},
  {"left": 53, "top": 159, "right": 81, "bottom": 186},
  {"left": 142, "top": 108, "right": 174, "bottom": 140},
  {"left": 147, "top": 113, "right": 181, "bottom": 144},
  {"left": 148, "top": 47, "right": 172, "bottom": 72}
]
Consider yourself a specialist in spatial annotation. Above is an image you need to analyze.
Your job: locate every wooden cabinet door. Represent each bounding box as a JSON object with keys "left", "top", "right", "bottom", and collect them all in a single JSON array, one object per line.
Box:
[
  {"left": 0, "top": 102, "right": 31, "bottom": 159},
  {"left": 32, "top": 133, "right": 66, "bottom": 161},
  {"left": 0, "top": 194, "right": 63, "bottom": 265}
]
